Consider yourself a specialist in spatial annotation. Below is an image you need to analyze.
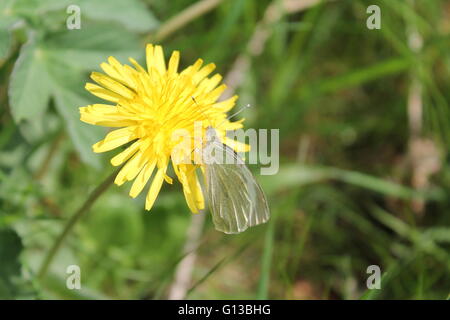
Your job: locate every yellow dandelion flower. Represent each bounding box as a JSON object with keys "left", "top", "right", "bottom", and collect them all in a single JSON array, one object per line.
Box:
[{"left": 79, "top": 44, "right": 249, "bottom": 213}]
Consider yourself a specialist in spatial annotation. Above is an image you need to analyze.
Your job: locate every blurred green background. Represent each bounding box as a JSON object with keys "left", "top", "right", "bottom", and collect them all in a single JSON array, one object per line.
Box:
[{"left": 1, "top": 0, "right": 449, "bottom": 300}]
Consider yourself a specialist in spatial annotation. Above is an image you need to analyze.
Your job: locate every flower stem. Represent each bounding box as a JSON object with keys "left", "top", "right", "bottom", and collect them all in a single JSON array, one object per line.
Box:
[{"left": 37, "top": 168, "right": 120, "bottom": 280}]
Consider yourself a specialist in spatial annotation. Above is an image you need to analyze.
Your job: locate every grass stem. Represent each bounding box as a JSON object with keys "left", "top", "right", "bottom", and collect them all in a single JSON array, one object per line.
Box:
[{"left": 149, "top": 0, "right": 224, "bottom": 43}]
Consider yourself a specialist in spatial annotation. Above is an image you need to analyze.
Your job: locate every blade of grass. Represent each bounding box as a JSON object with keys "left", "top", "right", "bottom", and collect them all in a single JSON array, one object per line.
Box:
[
  {"left": 299, "top": 57, "right": 411, "bottom": 99},
  {"left": 359, "top": 271, "right": 390, "bottom": 300},
  {"left": 257, "top": 214, "right": 275, "bottom": 299},
  {"left": 148, "top": 0, "right": 224, "bottom": 43},
  {"left": 261, "top": 164, "right": 439, "bottom": 200},
  {"left": 186, "top": 240, "right": 252, "bottom": 297}
]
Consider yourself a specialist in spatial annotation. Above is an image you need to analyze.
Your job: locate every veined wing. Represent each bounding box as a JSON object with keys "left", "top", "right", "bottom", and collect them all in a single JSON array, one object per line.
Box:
[{"left": 204, "top": 141, "right": 270, "bottom": 234}]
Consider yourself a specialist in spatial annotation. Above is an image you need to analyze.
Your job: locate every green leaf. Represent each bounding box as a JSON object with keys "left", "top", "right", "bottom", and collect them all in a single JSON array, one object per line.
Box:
[
  {"left": 46, "top": 57, "right": 105, "bottom": 168},
  {"left": 43, "top": 24, "right": 143, "bottom": 71},
  {"left": 0, "top": 29, "right": 12, "bottom": 59},
  {"left": 78, "top": 0, "right": 159, "bottom": 32},
  {"left": 41, "top": 24, "right": 144, "bottom": 168},
  {"left": 11, "top": 0, "right": 158, "bottom": 32},
  {"left": 0, "top": 228, "right": 23, "bottom": 299},
  {"left": 8, "top": 37, "right": 52, "bottom": 123},
  {"left": 12, "top": 0, "right": 73, "bottom": 15},
  {"left": 53, "top": 85, "right": 104, "bottom": 169},
  {"left": 0, "top": 0, "right": 19, "bottom": 29},
  {"left": 10, "top": 23, "right": 145, "bottom": 167}
]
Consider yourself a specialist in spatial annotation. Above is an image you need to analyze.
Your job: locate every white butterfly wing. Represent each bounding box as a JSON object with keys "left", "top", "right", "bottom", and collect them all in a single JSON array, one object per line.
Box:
[{"left": 204, "top": 141, "right": 270, "bottom": 234}]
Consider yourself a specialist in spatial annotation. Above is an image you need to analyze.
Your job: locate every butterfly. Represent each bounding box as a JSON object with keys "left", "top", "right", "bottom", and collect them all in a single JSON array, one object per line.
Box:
[{"left": 200, "top": 126, "right": 270, "bottom": 234}]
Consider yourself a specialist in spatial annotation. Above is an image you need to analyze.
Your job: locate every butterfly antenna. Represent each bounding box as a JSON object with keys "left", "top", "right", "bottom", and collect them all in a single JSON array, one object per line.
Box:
[
  {"left": 217, "top": 103, "right": 251, "bottom": 129},
  {"left": 228, "top": 103, "right": 250, "bottom": 120},
  {"left": 191, "top": 96, "right": 213, "bottom": 127}
]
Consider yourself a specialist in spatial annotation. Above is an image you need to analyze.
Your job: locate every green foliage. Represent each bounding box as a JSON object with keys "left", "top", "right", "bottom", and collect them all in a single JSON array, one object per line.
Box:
[
  {"left": 9, "top": 37, "right": 52, "bottom": 123},
  {"left": 0, "top": 29, "right": 12, "bottom": 59},
  {"left": 0, "top": 0, "right": 449, "bottom": 300},
  {"left": 4, "top": 0, "right": 156, "bottom": 167},
  {"left": 0, "top": 227, "right": 35, "bottom": 299}
]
